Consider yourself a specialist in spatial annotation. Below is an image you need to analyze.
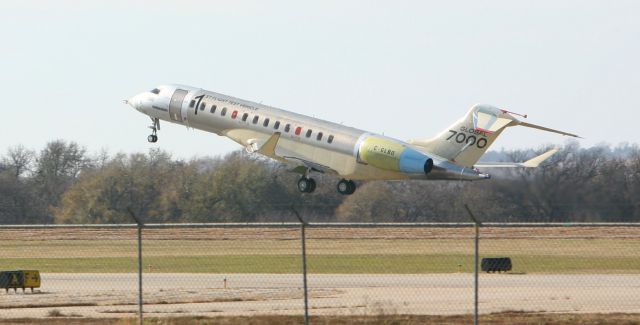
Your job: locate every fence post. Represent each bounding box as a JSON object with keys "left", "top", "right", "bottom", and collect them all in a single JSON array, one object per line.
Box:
[
  {"left": 291, "top": 207, "right": 309, "bottom": 325},
  {"left": 128, "top": 208, "right": 144, "bottom": 325},
  {"left": 464, "top": 204, "right": 481, "bottom": 325}
]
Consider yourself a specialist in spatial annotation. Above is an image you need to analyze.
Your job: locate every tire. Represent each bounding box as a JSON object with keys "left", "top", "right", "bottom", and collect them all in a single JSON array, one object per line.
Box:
[
  {"left": 307, "top": 178, "right": 316, "bottom": 193},
  {"left": 347, "top": 180, "right": 356, "bottom": 194},
  {"left": 297, "top": 178, "right": 311, "bottom": 193},
  {"left": 337, "top": 179, "right": 353, "bottom": 195}
]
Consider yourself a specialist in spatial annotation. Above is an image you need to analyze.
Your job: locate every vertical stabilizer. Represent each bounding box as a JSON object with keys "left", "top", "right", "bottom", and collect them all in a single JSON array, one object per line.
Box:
[{"left": 408, "top": 104, "right": 519, "bottom": 167}]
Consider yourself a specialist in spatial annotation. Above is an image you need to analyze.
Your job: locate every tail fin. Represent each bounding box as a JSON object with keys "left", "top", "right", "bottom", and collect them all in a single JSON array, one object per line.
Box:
[
  {"left": 409, "top": 104, "right": 515, "bottom": 167},
  {"left": 408, "top": 104, "right": 579, "bottom": 167}
]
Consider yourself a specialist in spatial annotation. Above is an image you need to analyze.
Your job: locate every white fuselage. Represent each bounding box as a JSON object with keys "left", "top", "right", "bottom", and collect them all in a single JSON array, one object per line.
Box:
[{"left": 127, "top": 84, "right": 487, "bottom": 181}]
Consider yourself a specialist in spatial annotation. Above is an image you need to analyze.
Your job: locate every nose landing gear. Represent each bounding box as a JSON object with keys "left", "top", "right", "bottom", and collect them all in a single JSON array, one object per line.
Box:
[{"left": 147, "top": 118, "right": 160, "bottom": 143}]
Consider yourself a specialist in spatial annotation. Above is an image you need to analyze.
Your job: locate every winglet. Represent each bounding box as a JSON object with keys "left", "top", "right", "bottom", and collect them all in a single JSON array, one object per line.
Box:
[
  {"left": 474, "top": 148, "right": 560, "bottom": 168},
  {"left": 522, "top": 148, "right": 560, "bottom": 167},
  {"left": 257, "top": 132, "right": 281, "bottom": 157}
]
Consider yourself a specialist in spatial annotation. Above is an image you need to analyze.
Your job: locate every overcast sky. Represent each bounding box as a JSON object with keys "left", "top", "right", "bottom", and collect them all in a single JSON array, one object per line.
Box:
[{"left": 1, "top": 1, "right": 638, "bottom": 159}]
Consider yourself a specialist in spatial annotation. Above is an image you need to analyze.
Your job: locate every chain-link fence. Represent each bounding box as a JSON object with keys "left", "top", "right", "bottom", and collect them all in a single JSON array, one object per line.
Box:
[{"left": 1, "top": 222, "right": 639, "bottom": 323}]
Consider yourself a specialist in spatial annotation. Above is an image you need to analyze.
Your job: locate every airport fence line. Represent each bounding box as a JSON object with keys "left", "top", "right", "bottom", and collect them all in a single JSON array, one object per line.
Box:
[{"left": 0, "top": 222, "right": 639, "bottom": 324}]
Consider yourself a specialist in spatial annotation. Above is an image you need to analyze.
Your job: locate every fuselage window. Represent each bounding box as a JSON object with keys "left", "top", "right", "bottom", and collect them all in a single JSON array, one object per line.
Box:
[
  {"left": 253, "top": 116, "right": 259, "bottom": 124},
  {"left": 284, "top": 124, "right": 291, "bottom": 133},
  {"left": 189, "top": 100, "right": 196, "bottom": 108},
  {"left": 274, "top": 121, "right": 280, "bottom": 130},
  {"left": 306, "top": 129, "right": 313, "bottom": 138},
  {"left": 295, "top": 127, "right": 302, "bottom": 136},
  {"left": 327, "top": 135, "right": 334, "bottom": 143},
  {"left": 263, "top": 118, "right": 270, "bottom": 127},
  {"left": 231, "top": 110, "right": 238, "bottom": 119},
  {"left": 242, "top": 113, "right": 249, "bottom": 121},
  {"left": 210, "top": 105, "right": 217, "bottom": 114},
  {"left": 150, "top": 88, "right": 160, "bottom": 94},
  {"left": 316, "top": 132, "right": 323, "bottom": 141},
  {"left": 199, "top": 102, "right": 206, "bottom": 111},
  {"left": 221, "top": 107, "right": 227, "bottom": 116}
]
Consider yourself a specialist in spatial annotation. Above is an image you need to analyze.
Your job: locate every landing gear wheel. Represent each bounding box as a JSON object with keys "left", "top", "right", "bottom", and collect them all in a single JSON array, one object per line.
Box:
[
  {"left": 347, "top": 180, "right": 356, "bottom": 194},
  {"left": 297, "top": 177, "right": 316, "bottom": 193},
  {"left": 147, "top": 117, "right": 160, "bottom": 143},
  {"left": 337, "top": 179, "right": 356, "bottom": 195},
  {"left": 308, "top": 178, "right": 316, "bottom": 193}
]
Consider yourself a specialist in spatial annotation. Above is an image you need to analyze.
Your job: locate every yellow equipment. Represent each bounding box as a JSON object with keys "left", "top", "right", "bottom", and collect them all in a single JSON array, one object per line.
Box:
[{"left": 0, "top": 270, "right": 40, "bottom": 293}]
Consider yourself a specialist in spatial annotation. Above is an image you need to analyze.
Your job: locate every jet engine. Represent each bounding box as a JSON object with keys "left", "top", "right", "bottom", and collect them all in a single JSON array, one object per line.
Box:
[{"left": 357, "top": 136, "right": 433, "bottom": 174}]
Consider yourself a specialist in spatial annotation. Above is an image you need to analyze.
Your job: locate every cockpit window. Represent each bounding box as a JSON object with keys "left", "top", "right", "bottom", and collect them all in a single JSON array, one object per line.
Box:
[{"left": 150, "top": 88, "right": 160, "bottom": 94}]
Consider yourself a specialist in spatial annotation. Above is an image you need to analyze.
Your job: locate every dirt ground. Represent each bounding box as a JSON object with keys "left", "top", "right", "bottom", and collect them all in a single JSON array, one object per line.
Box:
[
  {"left": 1, "top": 273, "right": 639, "bottom": 319},
  {"left": 0, "top": 313, "right": 639, "bottom": 325}
]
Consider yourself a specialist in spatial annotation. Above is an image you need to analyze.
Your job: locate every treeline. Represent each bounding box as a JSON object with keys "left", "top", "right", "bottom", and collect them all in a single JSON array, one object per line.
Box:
[{"left": 0, "top": 140, "right": 638, "bottom": 224}]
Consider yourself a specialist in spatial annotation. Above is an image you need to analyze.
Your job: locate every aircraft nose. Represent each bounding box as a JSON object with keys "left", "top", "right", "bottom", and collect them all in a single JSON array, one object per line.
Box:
[{"left": 126, "top": 94, "right": 143, "bottom": 111}]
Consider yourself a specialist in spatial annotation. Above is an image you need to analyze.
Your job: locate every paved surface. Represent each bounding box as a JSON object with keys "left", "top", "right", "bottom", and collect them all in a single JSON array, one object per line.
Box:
[{"left": 1, "top": 273, "right": 639, "bottom": 318}]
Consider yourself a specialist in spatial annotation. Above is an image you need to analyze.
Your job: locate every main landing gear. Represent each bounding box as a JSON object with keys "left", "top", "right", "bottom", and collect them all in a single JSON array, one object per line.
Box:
[
  {"left": 297, "top": 177, "right": 316, "bottom": 193},
  {"left": 147, "top": 118, "right": 160, "bottom": 143},
  {"left": 337, "top": 179, "right": 356, "bottom": 195},
  {"left": 296, "top": 176, "right": 356, "bottom": 195}
]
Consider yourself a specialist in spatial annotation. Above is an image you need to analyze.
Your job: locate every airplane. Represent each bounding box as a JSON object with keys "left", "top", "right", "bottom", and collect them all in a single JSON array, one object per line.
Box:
[{"left": 126, "top": 84, "right": 579, "bottom": 195}]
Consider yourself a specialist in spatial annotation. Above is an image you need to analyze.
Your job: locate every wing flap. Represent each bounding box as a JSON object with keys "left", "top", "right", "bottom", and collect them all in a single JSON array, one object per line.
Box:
[{"left": 284, "top": 156, "right": 336, "bottom": 175}]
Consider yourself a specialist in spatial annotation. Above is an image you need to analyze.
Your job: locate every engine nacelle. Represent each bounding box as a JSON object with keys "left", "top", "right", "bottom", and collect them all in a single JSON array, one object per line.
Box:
[{"left": 358, "top": 136, "right": 433, "bottom": 174}]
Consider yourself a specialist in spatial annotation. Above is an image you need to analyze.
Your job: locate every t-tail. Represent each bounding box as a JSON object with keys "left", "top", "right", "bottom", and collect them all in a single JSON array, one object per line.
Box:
[{"left": 408, "top": 104, "right": 580, "bottom": 168}]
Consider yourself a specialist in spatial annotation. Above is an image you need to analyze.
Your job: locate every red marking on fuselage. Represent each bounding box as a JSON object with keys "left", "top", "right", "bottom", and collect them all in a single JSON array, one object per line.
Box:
[{"left": 474, "top": 127, "right": 494, "bottom": 135}]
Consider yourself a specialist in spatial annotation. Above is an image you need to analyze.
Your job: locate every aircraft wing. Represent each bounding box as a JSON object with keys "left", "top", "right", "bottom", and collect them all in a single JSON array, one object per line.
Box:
[
  {"left": 252, "top": 132, "right": 339, "bottom": 175},
  {"left": 475, "top": 148, "right": 559, "bottom": 168}
]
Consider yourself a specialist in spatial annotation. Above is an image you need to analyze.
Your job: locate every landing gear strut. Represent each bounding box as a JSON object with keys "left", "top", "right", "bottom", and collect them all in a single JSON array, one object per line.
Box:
[
  {"left": 297, "top": 177, "right": 316, "bottom": 193},
  {"left": 337, "top": 179, "right": 356, "bottom": 195},
  {"left": 147, "top": 118, "right": 160, "bottom": 143}
]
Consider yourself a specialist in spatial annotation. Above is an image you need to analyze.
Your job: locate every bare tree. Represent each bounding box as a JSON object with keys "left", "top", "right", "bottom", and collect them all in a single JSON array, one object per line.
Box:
[{"left": 3, "top": 145, "right": 35, "bottom": 178}]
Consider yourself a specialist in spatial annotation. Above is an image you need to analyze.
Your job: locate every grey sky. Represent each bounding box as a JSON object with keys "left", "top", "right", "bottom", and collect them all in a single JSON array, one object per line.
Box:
[{"left": 1, "top": 1, "right": 638, "bottom": 159}]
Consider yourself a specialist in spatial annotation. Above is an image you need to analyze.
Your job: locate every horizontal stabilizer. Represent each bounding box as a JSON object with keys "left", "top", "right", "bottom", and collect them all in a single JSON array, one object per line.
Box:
[
  {"left": 475, "top": 148, "right": 559, "bottom": 168},
  {"left": 519, "top": 122, "right": 581, "bottom": 138}
]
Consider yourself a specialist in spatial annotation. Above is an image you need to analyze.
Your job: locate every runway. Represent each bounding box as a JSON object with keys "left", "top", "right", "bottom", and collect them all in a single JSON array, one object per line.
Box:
[{"left": 1, "top": 273, "right": 639, "bottom": 318}]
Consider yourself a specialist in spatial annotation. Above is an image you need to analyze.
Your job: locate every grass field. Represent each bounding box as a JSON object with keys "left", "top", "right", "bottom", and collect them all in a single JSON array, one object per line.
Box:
[
  {"left": 2, "top": 253, "right": 640, "bottom": 273},
  {"left": 1, "top": 235, "right": 640, "bottom": 273}
]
